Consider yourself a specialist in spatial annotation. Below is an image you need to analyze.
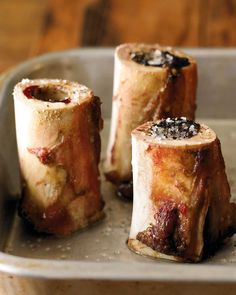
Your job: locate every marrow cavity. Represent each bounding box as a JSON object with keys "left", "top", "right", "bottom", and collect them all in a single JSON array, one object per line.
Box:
[
  {"left": 131, "top": 49, "right": 190, "bottom": 70},
  {"left": 147, "top": 117, "right": 200, "bottom": 140},
  {"left": 23, "top": 85, "right": 71, "bottom": 104}
]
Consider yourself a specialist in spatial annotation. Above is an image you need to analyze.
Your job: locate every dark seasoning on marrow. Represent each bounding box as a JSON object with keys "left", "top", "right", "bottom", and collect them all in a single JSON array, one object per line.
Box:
[
  {"left": 130, "top": 49, "right": 190, "bottom": 79},
  {"left": 148, "top": 117, "right": 200, "bottom": 140}
]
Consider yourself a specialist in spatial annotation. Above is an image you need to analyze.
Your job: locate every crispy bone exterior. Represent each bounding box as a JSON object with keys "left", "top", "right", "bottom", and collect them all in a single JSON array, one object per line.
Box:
[
  {"left": 128, "top": 121, "right": 236, "bottom": 262},
  {"left": 13, "top": 79, "right": 104, "bottom": 235},
  {"left": 105, "top": 43, "right": 197, "bottom": 184}
]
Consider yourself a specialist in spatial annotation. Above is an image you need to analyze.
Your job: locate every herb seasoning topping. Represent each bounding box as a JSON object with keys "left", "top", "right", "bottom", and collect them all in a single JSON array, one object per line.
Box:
[
  {"left": 130, "top": 49, "right": 190, "bottom": 71},
  {"left": 148, "top": 117, "right": 200, "bottom": 140}
]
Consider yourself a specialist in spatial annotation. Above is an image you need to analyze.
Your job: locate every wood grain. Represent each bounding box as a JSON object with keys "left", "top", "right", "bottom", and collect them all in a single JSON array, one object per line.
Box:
[
  {"left": 0, "top": 0, "right": 47, "bottom": 72},
  {"left": 31, "top": 0, "right": 96, "bottom": 55},
  {"left": 91, "top": 0, "right": 200, "bottom": 46},
  {"left": 0, "top": 0, "right": 236, "bottom": 72},
  {"left": 202, "top": 0, "right": 236, "bottom": 46}
]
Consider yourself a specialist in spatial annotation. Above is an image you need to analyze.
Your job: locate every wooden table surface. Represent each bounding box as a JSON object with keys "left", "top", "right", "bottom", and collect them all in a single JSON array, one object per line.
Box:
[{"left": 0, "top": 0, "right": 236, "bottom": 73}]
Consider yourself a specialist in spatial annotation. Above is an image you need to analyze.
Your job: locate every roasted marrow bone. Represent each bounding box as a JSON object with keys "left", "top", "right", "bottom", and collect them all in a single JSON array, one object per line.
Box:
[
  {"left": 128, "top": 118, "right": 236, "bottom": 262},
  {"left": 13, "top": 79, "right": 104, "bottom": 235},
  {"left": 105, "top": 43, "right": 197, "bottom": 193}
]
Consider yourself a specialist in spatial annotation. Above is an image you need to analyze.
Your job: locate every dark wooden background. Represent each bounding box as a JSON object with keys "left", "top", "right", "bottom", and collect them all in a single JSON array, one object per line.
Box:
[{"left": 1, "top": 0, "right": 236, "bottom": 73}]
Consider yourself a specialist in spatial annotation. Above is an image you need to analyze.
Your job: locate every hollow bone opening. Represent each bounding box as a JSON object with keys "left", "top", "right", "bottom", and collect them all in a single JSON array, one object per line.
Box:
[
  {"left": 148, "top": 117, "right": 200, "bottom": 140},
  {"left": 23, "top": 85, "right": 71, "bottom": 103}
]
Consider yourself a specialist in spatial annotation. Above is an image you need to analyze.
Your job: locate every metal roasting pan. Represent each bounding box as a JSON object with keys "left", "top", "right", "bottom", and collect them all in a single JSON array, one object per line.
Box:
[{"left": 0, "top": 48, "right": 236, "bottom": 294}]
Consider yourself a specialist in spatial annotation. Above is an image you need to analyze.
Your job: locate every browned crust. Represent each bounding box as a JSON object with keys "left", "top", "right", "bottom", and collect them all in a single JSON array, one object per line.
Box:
[
  {"left": 19, "top": 194, "right": 105, "bottom": 236},
  {"left": 136, "top": 146, "right": 210, "bottom": 261},
  {"left": 130, "top": 129, "right": 236, "bottom": 262}
]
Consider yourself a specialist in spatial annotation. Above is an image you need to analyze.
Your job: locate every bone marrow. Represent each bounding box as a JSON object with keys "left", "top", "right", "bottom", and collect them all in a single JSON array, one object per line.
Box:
[
  {"left": 105, "top": 43, "right": 197, "bottom": 195},
  {"left": 147, "top": 117, "right": 200, "bottom": 139},
  {"left": 23, "top": 84, "right": 71, "bottom": 104},
  {"left": 128, "top": 118, "right": 236, "bottom": 262},
  {"left": 131, "top": 49, "right": 190, "bottom": 79},
  {"left": 13, "top": 79, "right": 104, "bottom": 235}
]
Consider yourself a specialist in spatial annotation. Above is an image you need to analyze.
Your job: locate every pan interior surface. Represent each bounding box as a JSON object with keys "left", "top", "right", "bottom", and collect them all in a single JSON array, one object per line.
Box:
[{"left": 0, "top": 48, "right": 235, "bottom": 281}]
